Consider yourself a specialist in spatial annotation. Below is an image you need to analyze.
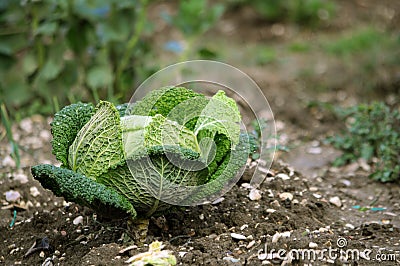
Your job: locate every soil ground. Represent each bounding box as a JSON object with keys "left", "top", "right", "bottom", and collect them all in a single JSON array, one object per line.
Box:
[{"left": 1, "top": 0, "right": 400, "bottom": 265}]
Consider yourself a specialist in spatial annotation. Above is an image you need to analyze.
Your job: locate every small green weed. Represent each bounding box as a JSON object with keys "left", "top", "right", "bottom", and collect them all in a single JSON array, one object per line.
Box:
[{"left": 327, "top": 102, "right": 400, "bottom": 182}]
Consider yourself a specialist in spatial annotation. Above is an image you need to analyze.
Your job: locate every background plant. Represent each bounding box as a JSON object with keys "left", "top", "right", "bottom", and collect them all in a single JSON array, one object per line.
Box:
[
  {"left": 327, "top": 102, "right": 400, "bottom": 182},
  {"left": 228, "top": 0, "right": 336, "bottom": 26},
  {"left": 0, "top": 0, "right": 151, "bottom": 120},
  {"left": 161, "top": 0, "right": 224, "bottom": 60}
]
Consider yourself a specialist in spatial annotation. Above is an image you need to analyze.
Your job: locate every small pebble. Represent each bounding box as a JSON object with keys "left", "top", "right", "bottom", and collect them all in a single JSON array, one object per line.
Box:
[
  {"left": 30, "top": 187, "right": 40, "bottom": 197},
  {"left": 178, "top": 252, "right": 187, "bottom": 258},
  {"left": 276, "top": 173, "right": 290, "bottom": 180},
  {"left": 279, "top": 192, "right": 293, "bottom": 201},
  {"left": 272, "top": 232, "right": 281, "bottom": 243},
  {"left": 313, "top": 193, "right": 322, "bottom": 199},
  {"left": 223, "top": 257, "right": 240, "bottom": 263},
  {"left": 13, "top": 172, "right": 29, "bottom": 184},
  {"left": 73, "top": 216, "right": 83, "bottom": 225},
  {"left": 231, "top": 233, "right": 247, "bottom": 240},
  {"left": 54, "top": 250, "right": 60, "bottom": 256},
  {"left": 39, "top": 251, "right": 45, "bottom": 258},
  {"left": 247, "top": 240, "right": 256, "bottom": 249},
  {"left": 199, "top": 214, "right": 204, "bottom": 220},
  {"left": 2, "top": 155, "right": 16, "bottom": 168},
  {"left": 271, "top": 200, "right": 280, "bottom": 207},
  {"left": 309, "top": 187, "right": 318, "bottom": 192},
  {"left": 266, "top": 209, "right": 276, "bottom": 213},
  {"left": 340, "top": 179, "right": 351, "bottom": 187},
  {"left": 60, "top": 231, "right": 67, "bottom": 236},
  {"left": 329, "top": 196, "right": 342, "bottom": 207},
  {"left": 345, "top": 223, "right": 355, "bottom": 230},
  {"left": 309, "top": 242, "right": 318, "bottom": 248},
  {"left": 5, "top": 190, "right": 21, "bottom": 202},
  {"left": 241, "top": 183, "right": 252, "bottom": 189},
  {"left": 249, "top": 189, "right": 262, "bottom": 201},
  {"left": 319, "top": 227, "right": 329, "bottom": 233}
]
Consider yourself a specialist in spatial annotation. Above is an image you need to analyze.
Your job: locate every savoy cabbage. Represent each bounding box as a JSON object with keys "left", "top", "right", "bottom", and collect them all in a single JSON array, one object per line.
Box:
[{"left": 31, "top": 86, "right": 250, "bottom": 220}]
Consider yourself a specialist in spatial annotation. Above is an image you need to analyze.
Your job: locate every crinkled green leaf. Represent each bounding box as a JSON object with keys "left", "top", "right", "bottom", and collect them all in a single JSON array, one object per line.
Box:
[
  {"left": 180, "top": 133, "right": 249, "bottom": 205},
  {"left": 122, "top": 114, "right": 200, "bottom": 158},
  {"left": 97, "top": 146, "right": 208, "bottom": 217},
  {"left": 68, "top": 101, "right": 124, "bottom": 179},
  {"left": 129, "top": 86, "right": 205, "bottom": 119},
  {"left": 31, "top": 164, "right": 136, "bottom": 219},
  {"left": 51, "top": 102, "right": 95, "bottom": 167},
  {"left": 194, "top": 90, "right": 241, "bottom": 145}
]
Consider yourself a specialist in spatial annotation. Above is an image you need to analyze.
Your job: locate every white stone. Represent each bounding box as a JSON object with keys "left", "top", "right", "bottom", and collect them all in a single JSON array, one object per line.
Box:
[
  {"left": 329, "top": 196, "right": 342, "bottom": 207},
  {"left": 14, "top": 172, "right": 29, "bottom": 184},
  {"left": 345, "top": 223, "right": 355, "bottom": 230},
  {"left": 276, "top": 173, "right": 290, "bottom": 180},
  {"left": 30, "top": 187, "right": 40, "bottom": 197},
  {"left": 247, "top": 240, "right": 256, "bottom": 249},
  {"left": 230, "top": 233, "right": 247, "bottom": 240},
  {"left": 2, "top": 155, "right": 16, "bottom": 168},
  {"left": 271, "top": 232, "right": 281, "bottom": 243},
  {"left": 73, "top": 216, "right": 83, "bottom": 225},
  {"left": 5, "top": 190, "right": 21, "bottom": 202},
  {"left": 249, "top": 189, "right": 262, "bottom": 201},
  {"left": 313, "top": 193, "right": 322, "bottom": 199},
  {"left": 309, "top": 242, "right": 318, "bottom": 248},
  {"left": 279, "top": 192, "right": 293, "bottom": 201}
]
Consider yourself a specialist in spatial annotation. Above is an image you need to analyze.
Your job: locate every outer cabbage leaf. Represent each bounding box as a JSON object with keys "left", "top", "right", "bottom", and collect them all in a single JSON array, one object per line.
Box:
[
  {"left": 97, "top": 146, "right": 208, "bottom": 217},
  {"left": 122, "top": 114, "right": 200, "bottom": 158},
  {"left": 31, "top": 164, "right": 136, "bottom": 219},
  {"left": 50, "top": 102, "right": 95, "bottom": 167},
  {"left": 180, "top": 133, "right": 249, "bottom": 205},
  {"left": 194, "top": 90, "right": 241, "bottom": 145},
  {"left": 129, "top": 86, "right": 205, "bottom": 129},
  {"left": 68, "top": 101, "right": 124, "bottom": 179}
]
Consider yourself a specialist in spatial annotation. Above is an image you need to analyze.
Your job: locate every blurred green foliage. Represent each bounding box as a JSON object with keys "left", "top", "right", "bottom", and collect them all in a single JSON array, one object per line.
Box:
[
  {"left": 169, "top": 0, "right": 224, "bottom": 37},
  {"left": 327, "top": 102, "right": 400, "bottom": 182},
  {"left": 324, "top": 28, "right": 391, "bottom": 56},
  {"left": 229, "top": 0, "right": 336, "bottom": 26},
  {"left": 0, "top": 0, "right": 151, "bottom": 120},
  {"left": 161, "top": 0, "right": 224, "bottom": 60}
]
